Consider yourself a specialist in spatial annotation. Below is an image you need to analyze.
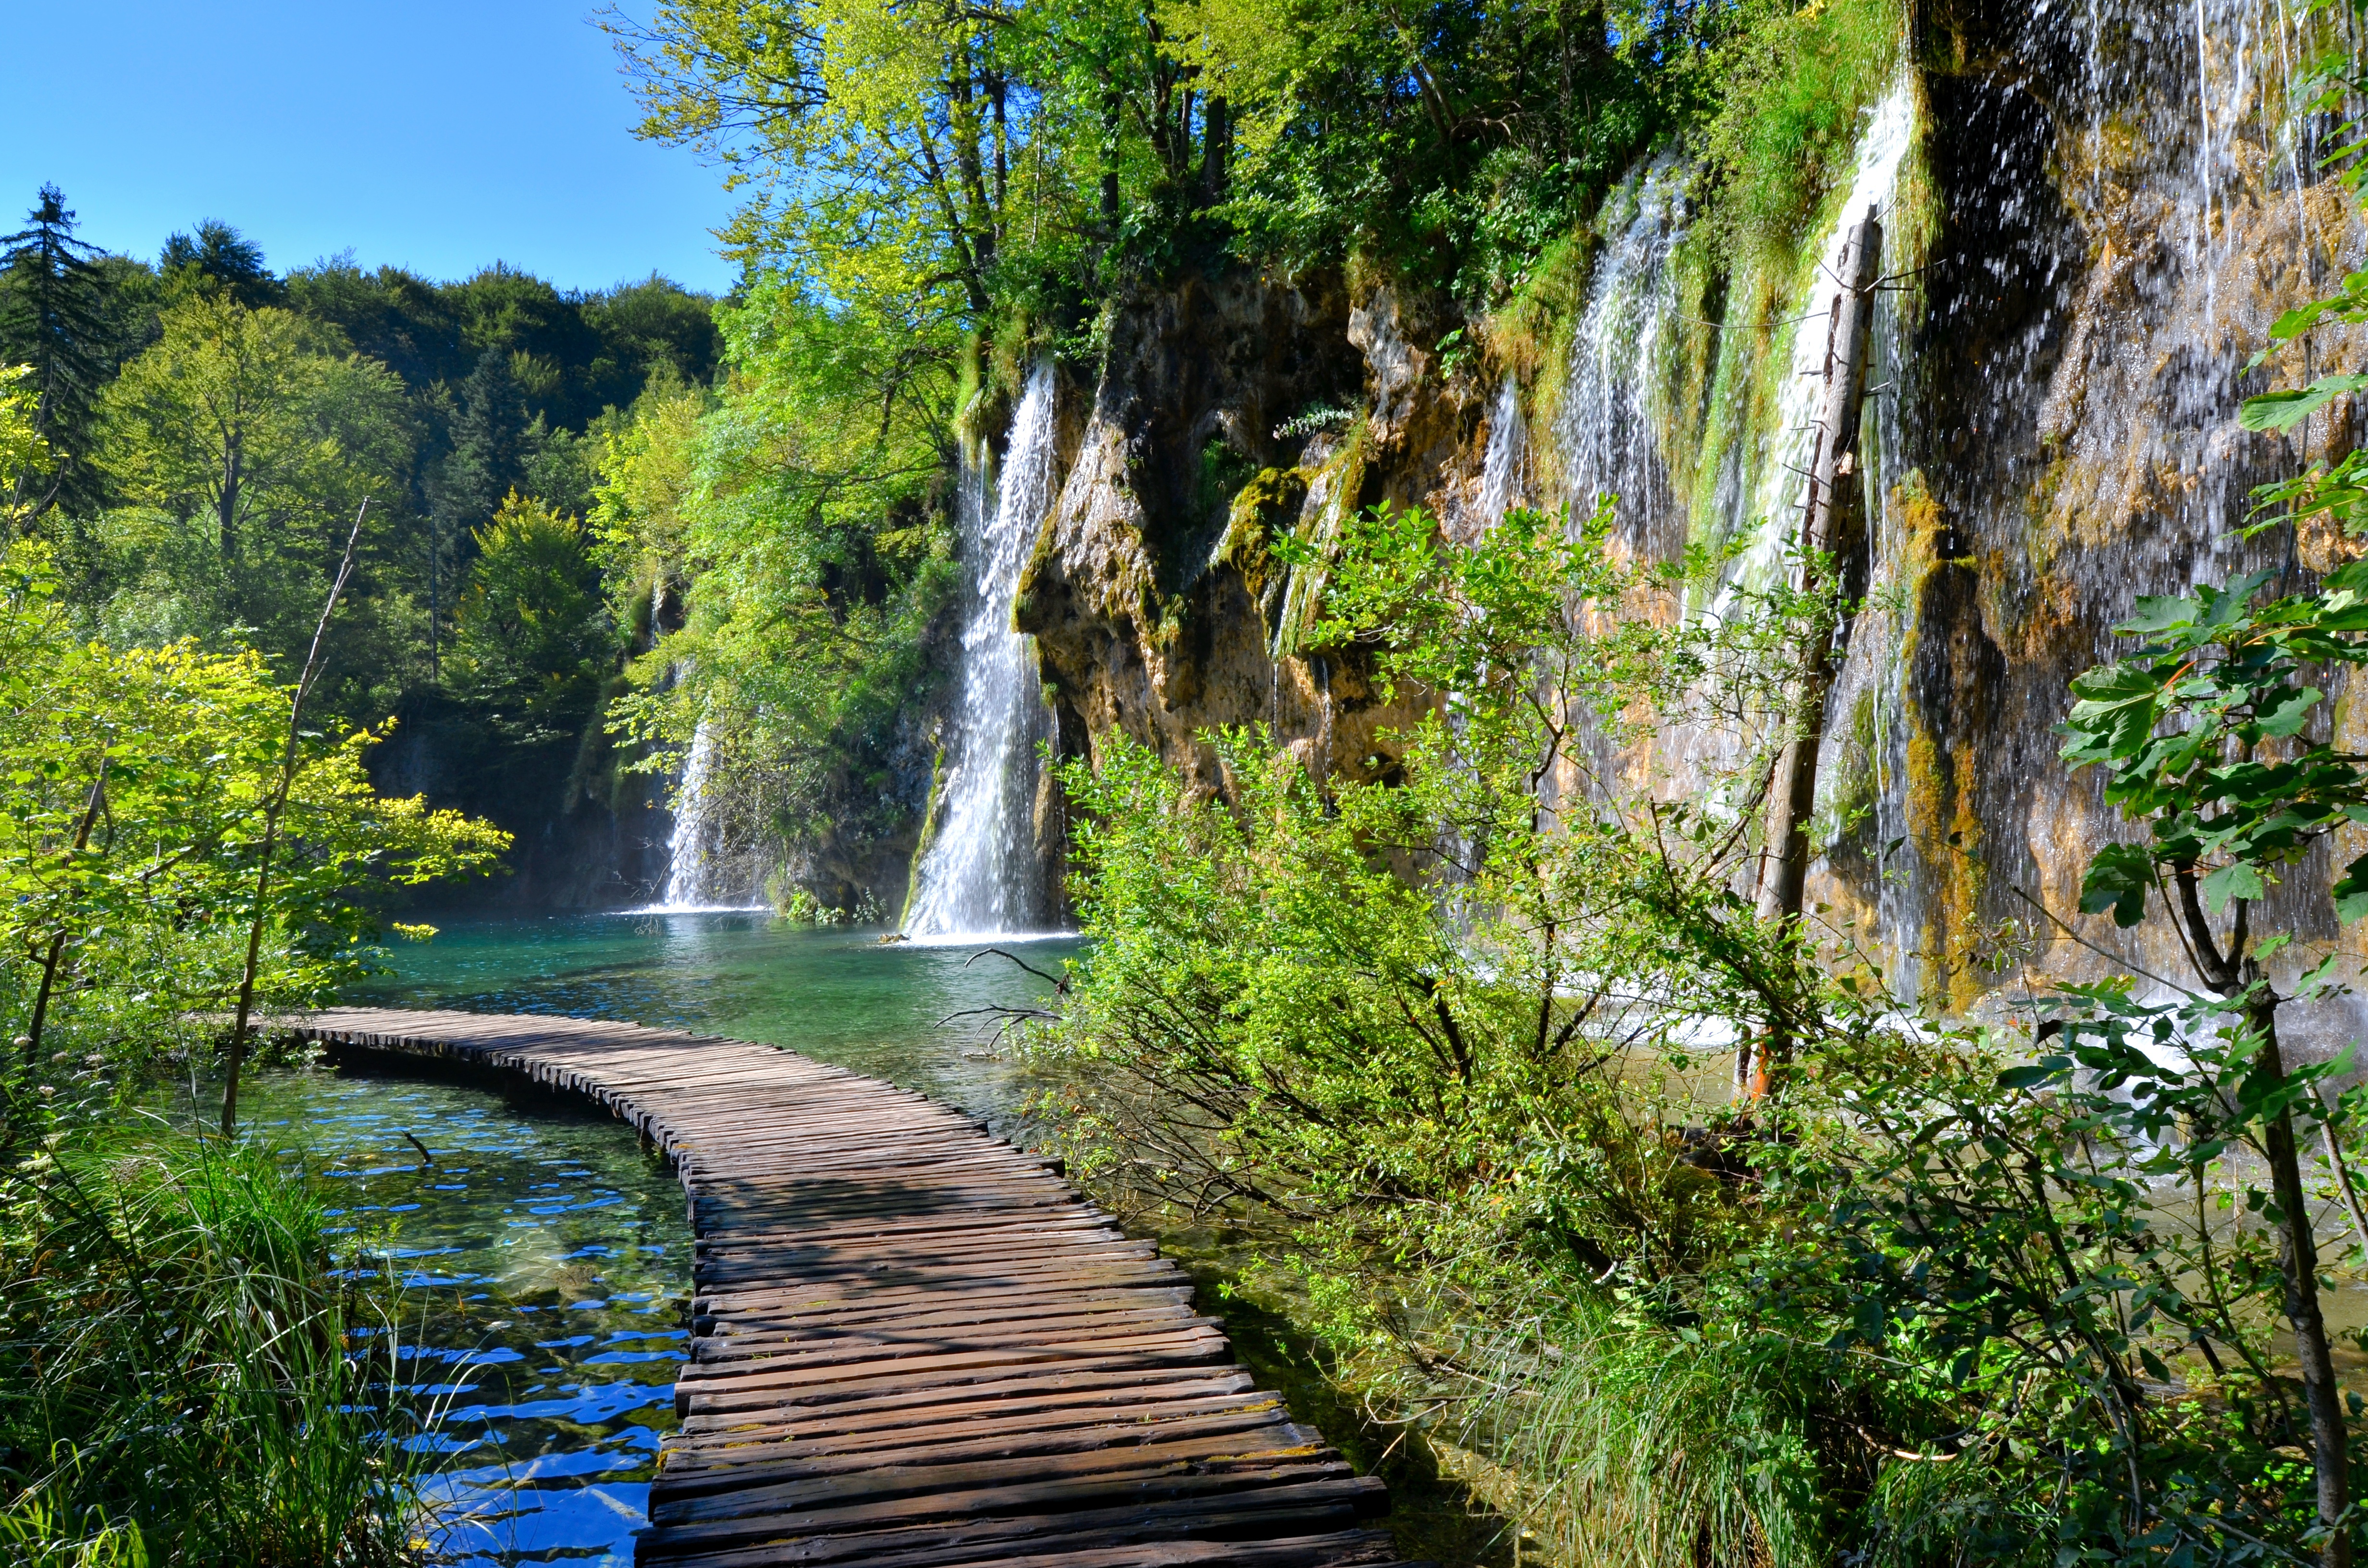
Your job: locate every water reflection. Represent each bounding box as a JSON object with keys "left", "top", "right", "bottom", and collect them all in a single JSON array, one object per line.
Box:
[
  {"left": 355, "top": 911, "right": 1081, "bottom": 1131},
  {"left": 186, "top": 1069, "right": 694, "bottom": 1568}
]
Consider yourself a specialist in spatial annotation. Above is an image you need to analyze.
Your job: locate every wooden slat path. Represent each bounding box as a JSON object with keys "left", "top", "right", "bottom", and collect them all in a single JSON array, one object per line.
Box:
[{"left": 289, "top": 1007, "right": 1419, "bottom": 1568}]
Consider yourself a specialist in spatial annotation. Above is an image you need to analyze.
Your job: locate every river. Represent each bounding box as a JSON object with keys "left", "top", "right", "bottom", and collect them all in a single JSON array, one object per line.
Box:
[{"left": 158, "top": 910, "right": 1078, "bottom": 1567}]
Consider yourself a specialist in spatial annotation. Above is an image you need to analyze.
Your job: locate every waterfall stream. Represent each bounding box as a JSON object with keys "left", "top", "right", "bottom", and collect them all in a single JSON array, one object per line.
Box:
[
  {"left": 902, "top": 363, "right": 1061, "bottom": 939},
  {"left": 649, "top": 717, "right": 757, "bottom": 912},
  {"left": 1556, "top": 152, "right": 1688, "bottom": 551},
  {"left": 1720, "top": 77, "right": 1917, "bottom": 597},
  {"left": 1467, "top": 376, "right": 1527, "bottom": 537}
]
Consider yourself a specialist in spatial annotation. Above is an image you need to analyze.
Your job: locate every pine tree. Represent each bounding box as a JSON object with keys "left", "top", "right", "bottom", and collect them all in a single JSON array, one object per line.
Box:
[
  {"left": 433, "top": 347, "right": 533, "bottom": 535},
  {"left": 159, "top": 220, "right": 281, "bottom": 309},
  {"left": 0, "top": 184, "right": 111, "bottom": 526}
]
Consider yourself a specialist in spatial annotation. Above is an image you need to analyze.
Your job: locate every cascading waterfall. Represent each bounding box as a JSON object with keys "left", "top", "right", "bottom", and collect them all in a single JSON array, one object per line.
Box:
[
  {"left": 902, "top": 363, "right": 1061, "bottom": 939},
  {"left": 1466, "top": 376, "right": 1527, "bottom": 538},
  {"left": 1542, "top": 81, "right": 1921, "bottom": 959},
  {"left": 1557, "top": 152, "right": 1689, "bottom": 552},
  {"left": 654, "top": 717, "right": 732, "bottom": 910},
  {"left": 1719, "top": 78, "right": 1918, "bottom": 597}
]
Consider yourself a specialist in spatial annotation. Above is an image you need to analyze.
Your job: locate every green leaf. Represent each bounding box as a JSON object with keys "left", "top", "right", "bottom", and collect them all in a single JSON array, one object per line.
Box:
[
  {"left": 1998, "top": 1058, "right": 2070, "bottom": 1090},
  {"left": 2081, "top": 843, "right": 2154, "bottom": 928},
  {"left": 2255, "top": 685, "right": 2323, "bottom": 736},
  {"left": 2240, "top": 374, "right": 2368, "bottom": 432},
  {"left": 2118, "top": 596, "right": 2198, "bottom": 634},
  {"left": 2336, "top": 853, "right": 2368, "bottom": 923},
  {"left": 2199, "top": 861, "right": 2266, "bottom": 912}
]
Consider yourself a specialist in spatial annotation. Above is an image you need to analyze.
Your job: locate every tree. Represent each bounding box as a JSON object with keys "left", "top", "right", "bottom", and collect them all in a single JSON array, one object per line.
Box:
[
  {"left": 0, "top": 368, "right": 48, "bottom": 535},
  {"left": 0, "top": 185, "right": 112, "bottom": 524},
  {"left": 601, "top": 282, "right": 960, "bottom": 884},
  {"left": 2059, "top": 571, "right": 2368, "bottom": 1568},
  {"left": 450, "top": 491, "right": 611, "bottom": 741},
  {"left": 96, "top": 294, "right": 415, "bottom": 658},
  {"left": 159, "top": 220, "right": 282, "bottom": 309},
  {"left": 432, "top": 346, "right": 533, "bottom": 536},
  {"left": 603, "top": 0, "right": 1144, "bottom": 318},
  {"left": 0, "top": 539, "right": 507, "bottom": 1149}
]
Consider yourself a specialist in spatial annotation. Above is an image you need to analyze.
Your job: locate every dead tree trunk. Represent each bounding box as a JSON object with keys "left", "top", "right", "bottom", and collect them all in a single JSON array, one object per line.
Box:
[{"left": 1742, "top": 207, "right": 1883, "bottom": 1094}]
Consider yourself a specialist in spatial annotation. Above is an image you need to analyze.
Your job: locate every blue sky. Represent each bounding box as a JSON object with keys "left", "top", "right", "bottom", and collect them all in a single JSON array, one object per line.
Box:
[{"left": 1, "top": 0, "right": 737, "bottom": 294}]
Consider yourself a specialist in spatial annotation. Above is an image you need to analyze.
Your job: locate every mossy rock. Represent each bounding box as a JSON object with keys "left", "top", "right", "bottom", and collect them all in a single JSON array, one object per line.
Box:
[{"left": 1218, "top": 467, "right": 1313, "bottom": 596}]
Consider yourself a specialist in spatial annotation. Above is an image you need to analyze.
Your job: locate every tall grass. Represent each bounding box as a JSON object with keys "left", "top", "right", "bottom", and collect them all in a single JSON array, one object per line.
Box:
[
  {"left": 1386, "top": 1292, "right": 1833, "bottom": 1568},
  {"left": 0, "top": 1137, "right": 419, "bottom": 1566}
]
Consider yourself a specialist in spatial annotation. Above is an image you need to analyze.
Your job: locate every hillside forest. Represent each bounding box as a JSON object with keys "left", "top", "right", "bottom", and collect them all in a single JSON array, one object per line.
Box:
[{"left": 2, "top": 190, "right": 721, "bottom": 895}]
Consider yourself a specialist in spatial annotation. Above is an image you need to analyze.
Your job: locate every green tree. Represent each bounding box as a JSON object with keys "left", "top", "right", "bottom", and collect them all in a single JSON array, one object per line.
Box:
[
  {"left": 0, "top": 367, "right": 48, "bottom": 535},
  {"left": 0, "top": 186, "right": 112, "bottom": 524},
  {"left": 602, "top": 282, "right": 958, "bottom": 894},
  {"left": 2056, "top": 570, "right": 2368, "bottom": 1568},
  {"left": 450, "top": 491, "right": 611, "bottom": 741},
  {"left": 94, "top": 294, "right": 415, "bottom": 657},
  {"left": 0, "top": 539, "right": 508, "bottom": 1140},
  {"left": 158, "top": 219, "right": 282, "bottom": 309}
]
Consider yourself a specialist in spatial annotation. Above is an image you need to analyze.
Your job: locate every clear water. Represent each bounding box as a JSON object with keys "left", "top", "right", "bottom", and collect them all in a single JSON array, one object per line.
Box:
[
  {"left": 355, "top": 910, "right": 1079, "bottom": 1130},
  {"left": 165, "top": 911, "right": 1077, "bottom": 1566}
]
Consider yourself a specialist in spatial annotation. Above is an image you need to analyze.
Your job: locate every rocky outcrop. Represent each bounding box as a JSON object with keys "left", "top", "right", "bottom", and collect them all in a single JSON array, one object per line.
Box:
[
  {"left": 1016, "top": 271, "right": 1455, "bottom": 796},
  {"left": 1007, "top": 2, "right": 2368, "bottom": 1043}
]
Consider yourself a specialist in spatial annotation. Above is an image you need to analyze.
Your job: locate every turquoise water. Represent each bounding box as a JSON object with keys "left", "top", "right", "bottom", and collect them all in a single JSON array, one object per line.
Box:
[
  {"left": 355, "top": 911, "right": 1079, "bottom": 1132},
  {"left": 181, "top": 911, "right": 1077, "bottom": 1566}
]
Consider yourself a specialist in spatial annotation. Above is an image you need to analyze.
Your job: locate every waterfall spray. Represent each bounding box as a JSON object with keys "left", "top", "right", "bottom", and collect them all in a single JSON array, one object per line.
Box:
[
  {"left": 1468, "top": 377, "right": 1527, "bottom": 537},
  {"left": 903, "top": 363, "right": 1062, "bottom": 939},
  {"left": 655, "top": 718, "right": 728, "bottom": 910}
]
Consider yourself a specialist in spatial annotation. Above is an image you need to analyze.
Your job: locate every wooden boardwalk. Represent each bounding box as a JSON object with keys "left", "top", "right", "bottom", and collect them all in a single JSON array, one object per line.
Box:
[{"left": 291, "top": 1008, "right": 1419, "bottom": 1568}]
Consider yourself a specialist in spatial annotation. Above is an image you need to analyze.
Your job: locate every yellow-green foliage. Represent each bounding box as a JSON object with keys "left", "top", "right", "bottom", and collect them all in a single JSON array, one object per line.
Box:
[
  {"left": 1703, "top": 0, "right": 1908, "bottom": 264},
  {"left": 590, "top": 367, "right": 708, "bottom": 630},
  {"left": 0, "top": 366, "right": 49, "bottom": 531},
  {"left": 0, "top": 540, "right": 508, "bottom": 1074}
]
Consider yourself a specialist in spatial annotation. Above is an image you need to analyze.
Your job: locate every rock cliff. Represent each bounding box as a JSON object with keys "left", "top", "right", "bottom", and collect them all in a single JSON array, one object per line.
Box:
[{"left": 1002, "top": 0, "right": 2368, "bottom": 1038}]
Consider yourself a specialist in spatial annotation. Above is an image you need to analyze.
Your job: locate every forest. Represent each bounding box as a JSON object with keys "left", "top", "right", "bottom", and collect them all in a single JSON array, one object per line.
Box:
[
  {"left": 14, "top": 0, "right": 2368, "bottom": 1562},
  {"left": 2, "top": 190, "right": 722, "bottom": 890}
]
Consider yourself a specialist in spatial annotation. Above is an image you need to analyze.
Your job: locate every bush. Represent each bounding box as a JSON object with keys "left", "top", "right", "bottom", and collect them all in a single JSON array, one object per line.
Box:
[{"left": 1036, "top": 499, "right": 2367, "bottom": 1563}]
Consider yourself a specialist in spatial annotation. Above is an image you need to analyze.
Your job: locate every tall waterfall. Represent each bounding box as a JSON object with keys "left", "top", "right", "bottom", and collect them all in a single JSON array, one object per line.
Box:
[
  {"left": 1556, "top": 153, "right": 1688, "bottom": 551},
  {"left": 903, "top": 363, "right": 1061, "bottom": 939}
]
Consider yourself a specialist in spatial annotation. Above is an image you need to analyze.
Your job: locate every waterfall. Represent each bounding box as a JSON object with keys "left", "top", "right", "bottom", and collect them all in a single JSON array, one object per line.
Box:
[
  {"left": 1556, "top": 153, "right": 1688, "bottom": 553},
  {"left": 1722, "top": 78, "right": 1917, "bottom": 596},
  {"left": 1466, "top": 377, "right": 1527, "bottom": 537},
  {"left": 649, "top": 717, "right": 754, "bottom": 912},
  {"left": 903, "top": 363, "right": 1061, "bottom": 939}
]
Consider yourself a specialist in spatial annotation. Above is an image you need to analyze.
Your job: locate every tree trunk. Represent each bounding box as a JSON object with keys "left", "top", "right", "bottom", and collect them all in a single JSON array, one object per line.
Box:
[
  {"left": 1202, "top": 96, "right": 1231, "bottom": 204},
  {"left": 218, "top": 433, "right": 242, "bottom": 558},
  {"left": 222, "top": 503, "right": 367, "bottom": 1137},
  {"left": 2254, "top": 991, "right": 2354, "bottom": 1568},
  {"left": 1744, "top": 208, "right": 1881, "bottom": 1093},
  {"left": 22, "top": 762, "right": 108, "bottom": 1068}
]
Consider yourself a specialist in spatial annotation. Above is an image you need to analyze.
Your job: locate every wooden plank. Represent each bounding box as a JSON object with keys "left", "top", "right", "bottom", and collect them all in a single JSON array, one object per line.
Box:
[{"left": 284, "top": 1007, "right": 1418, "bottom": 1568}]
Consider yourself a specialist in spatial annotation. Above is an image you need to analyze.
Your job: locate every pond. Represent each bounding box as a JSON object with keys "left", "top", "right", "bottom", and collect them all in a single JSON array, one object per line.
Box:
[{"left": 187, "top": 911, "right": 1081, "bottom": 1567}]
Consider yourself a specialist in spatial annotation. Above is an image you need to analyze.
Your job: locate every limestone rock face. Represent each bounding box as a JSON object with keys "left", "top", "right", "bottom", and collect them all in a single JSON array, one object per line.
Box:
[
  {"left": 1017, "top": 271, "right": 1445, "bottom": 799},
  {"left": 1011, "top": 0, "right": 2368, "bottom": 1045}
]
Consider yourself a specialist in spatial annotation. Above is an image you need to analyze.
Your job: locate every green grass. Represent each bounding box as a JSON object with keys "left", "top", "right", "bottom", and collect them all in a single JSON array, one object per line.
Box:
[
  {"left": 0, "top": 1135, "right": 422, "bottom": 1566},
  {"left": 1704, "top": 0, "right": 1908, "bottom": 266}
]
